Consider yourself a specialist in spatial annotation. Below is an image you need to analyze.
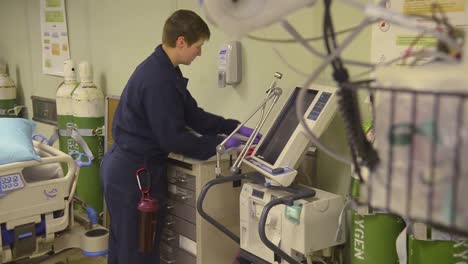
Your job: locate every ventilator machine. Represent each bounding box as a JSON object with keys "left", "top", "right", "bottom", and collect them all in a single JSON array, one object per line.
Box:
[{"left": 198, "top": 73, "right": 346, "bottom": 263}]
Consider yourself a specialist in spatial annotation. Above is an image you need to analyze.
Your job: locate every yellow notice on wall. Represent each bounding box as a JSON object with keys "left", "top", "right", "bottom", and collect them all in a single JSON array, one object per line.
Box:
[
  {"left": 396, "top": 35, "right": 437, "bottom": 47},
  {"left": 46, "top": 0, "right": 61, "bottom": 8},
  {"left": 403, "top": 0, "right": 465, "bottom": 15},
  {"left": 45, "top": 11, "right": 64, "bottom": 23},
  {"left": 51, "top": 43, "right": 61, "bottom": 55},
  {"left": 371, "top": 0, "right": 468, "bottom": 66}
]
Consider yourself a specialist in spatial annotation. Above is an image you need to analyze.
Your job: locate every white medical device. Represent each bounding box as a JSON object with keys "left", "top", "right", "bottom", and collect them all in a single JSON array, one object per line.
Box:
[
  {"left": 202, "top": 0, "right": 315, "bottom": 38},
  {"left": 198, "top": 82, "right": 344, "bottom": 264},
  {"left": 243, "top": 85, "right": 338, "bottom": 186},
  {"left": 218, "top": 41, "right": 242, "bottom": 88},
  {"left": 240, "top": 182, "right": 345, "bottom": 263}
]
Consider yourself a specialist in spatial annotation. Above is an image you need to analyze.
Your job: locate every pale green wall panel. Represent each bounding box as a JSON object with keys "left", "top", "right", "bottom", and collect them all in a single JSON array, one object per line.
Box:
[{"left": 86, "top": 0, "right": 176, "bottom": 96}]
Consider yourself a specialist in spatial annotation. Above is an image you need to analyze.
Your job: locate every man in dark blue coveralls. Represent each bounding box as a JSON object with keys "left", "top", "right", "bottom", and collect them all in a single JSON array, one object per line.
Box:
[{"left": 100, "top": 10, "right": 259, "bottom": 264}]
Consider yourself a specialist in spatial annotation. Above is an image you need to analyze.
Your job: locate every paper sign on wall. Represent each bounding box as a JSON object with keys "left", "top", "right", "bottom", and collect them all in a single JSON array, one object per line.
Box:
[
  {"left": 370, "top": 0, "right": 468, "bottom": 66},
  {"left": 40, "top": 0, "right": 70, "bottom": 76}
]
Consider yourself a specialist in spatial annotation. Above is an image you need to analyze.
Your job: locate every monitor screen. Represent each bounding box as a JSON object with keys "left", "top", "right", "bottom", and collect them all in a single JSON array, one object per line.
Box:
[{"left": 254, "top": 87, "right": 318, "bottom": 165}]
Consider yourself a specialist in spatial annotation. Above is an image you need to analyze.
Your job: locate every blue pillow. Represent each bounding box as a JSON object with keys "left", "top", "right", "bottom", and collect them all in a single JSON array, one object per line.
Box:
[{"left": 0, "top": 118, "right": 41, "bottom": 166}]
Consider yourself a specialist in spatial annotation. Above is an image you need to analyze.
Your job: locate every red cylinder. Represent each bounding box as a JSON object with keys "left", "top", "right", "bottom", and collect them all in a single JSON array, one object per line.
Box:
[{"left": 137, "top": 195, "right": 159, "bottom": 254}]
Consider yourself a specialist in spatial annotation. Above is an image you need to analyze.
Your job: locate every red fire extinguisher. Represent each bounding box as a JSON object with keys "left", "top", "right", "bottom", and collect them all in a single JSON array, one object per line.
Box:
[{"left": 136, "top": 168, "right": 160, "bottom": 254}]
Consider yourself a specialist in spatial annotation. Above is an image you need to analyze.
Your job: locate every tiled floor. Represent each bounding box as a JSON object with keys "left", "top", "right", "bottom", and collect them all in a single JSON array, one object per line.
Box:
[{"left": 11, "top": 249, "right": 107, "bottom": 264}]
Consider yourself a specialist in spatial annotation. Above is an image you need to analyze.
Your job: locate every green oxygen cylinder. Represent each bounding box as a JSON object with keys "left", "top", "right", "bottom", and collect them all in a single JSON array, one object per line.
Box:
[
  {"left": 0, "top": 63, "right": 18, "bottom": 117},
  {"left": 408, "top": 223, "right": 468, "bottom": 264},
  {"left": 56, "top": 60, "right": 79, "bottom": 163},
  {"left": 72, "top": 61, "right": 105, "bottom": 213},
  {"left": 350, "top": 177, "right": 406, "bottom": 264}
]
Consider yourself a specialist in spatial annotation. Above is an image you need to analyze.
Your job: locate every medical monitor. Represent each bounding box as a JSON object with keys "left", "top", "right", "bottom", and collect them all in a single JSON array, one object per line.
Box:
[
  {"left": 255, "top": 89, "right": 318, "bottom": 165},
  {"left": 244, "top": 85, "right": 337, "bottom": 186}
]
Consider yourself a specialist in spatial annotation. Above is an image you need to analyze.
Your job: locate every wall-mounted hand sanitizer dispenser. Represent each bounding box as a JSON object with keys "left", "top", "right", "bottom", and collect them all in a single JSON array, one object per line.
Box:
[{"left": 218, "top": 41, "right": 242, "bottom": 88}]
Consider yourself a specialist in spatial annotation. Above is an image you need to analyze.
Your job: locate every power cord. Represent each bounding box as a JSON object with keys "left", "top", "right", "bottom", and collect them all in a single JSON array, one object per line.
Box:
[{"left": 323, "top": 0, "right": 380, "bottom": 171}]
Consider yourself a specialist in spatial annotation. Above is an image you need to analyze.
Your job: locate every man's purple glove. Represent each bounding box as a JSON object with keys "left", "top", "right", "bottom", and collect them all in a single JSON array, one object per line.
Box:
[
  {"left": 224, "top": 137, "right": 241, "bottom": 150},
  {"left": 238, "top": 126, "right": 262, "bottom": 144}
]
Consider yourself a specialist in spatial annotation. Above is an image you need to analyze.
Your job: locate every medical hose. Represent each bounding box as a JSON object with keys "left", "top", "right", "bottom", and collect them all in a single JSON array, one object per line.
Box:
[
  {"left": 337, "top": 86, "right": 379, "bottom": 170},
  {"left": 86, "top": 206, "right": 99, "bottom": 225},
  {"left": 324, "top": 0, "right": 379, "bottom": 171}
]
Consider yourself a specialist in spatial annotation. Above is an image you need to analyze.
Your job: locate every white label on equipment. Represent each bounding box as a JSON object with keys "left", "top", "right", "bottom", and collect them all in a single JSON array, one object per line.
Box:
[
  {"left": 168, "top": 184, "right": 177, "bottom": 194},
  {"left": 0, "top": 174, "right": 24, "bottom": 192},
  {"left": 179, "top": 234, "right": 197, "bottom": 256}
]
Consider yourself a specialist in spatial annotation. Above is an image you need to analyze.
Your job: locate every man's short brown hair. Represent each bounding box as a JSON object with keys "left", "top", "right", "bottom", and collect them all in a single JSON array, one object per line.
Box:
[{"left": 162, "top": 10, "right": 210, "bottom": 47}]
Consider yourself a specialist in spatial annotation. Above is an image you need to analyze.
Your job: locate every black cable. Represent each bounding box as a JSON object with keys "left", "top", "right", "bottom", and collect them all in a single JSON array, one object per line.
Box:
[
  {"left": 324, "top": 0, "right": 345, "bottom": 73},
  {"left": 324, "top": 0, "right": 338, "bottom": 49},
  {"left": 323, "top": 0, "right": 332, "bottom": 54},
  {"left": 322, "top": 0, "right": 380, "bottom": 170}
]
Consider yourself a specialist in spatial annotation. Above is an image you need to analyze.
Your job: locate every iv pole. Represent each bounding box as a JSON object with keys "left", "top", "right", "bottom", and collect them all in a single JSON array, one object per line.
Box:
[{"left": 215, "top": 72, "right": 283, "bottom": 177}]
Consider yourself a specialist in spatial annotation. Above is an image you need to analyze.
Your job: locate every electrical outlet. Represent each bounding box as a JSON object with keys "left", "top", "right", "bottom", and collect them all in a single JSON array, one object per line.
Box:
[{"left": 31, "top": 96, "right": 57, "bottom": 125}]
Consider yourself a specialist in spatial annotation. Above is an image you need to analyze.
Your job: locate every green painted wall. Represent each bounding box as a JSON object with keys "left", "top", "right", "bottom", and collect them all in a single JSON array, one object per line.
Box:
[{"left": 0, "top": 0, "right": 373, "bottom": 195}]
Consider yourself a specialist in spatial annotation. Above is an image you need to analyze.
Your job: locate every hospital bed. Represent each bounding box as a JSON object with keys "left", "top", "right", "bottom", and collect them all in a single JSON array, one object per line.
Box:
[{"left": 0, "top": 141, "right": 108, "bottom": 263}]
